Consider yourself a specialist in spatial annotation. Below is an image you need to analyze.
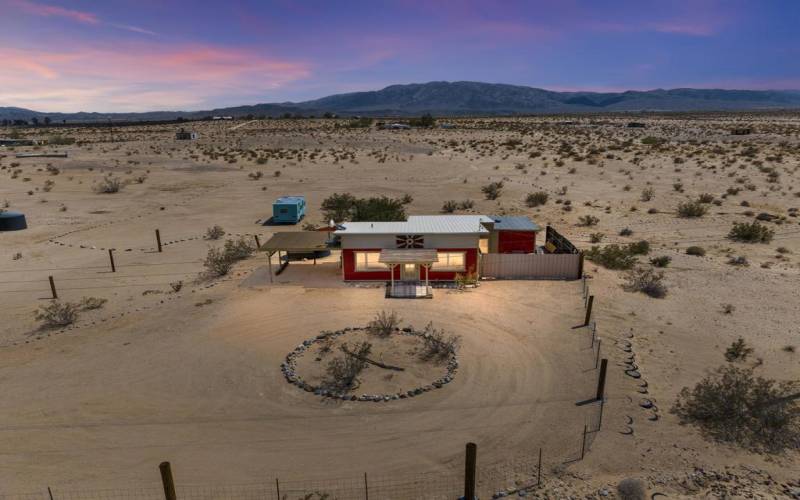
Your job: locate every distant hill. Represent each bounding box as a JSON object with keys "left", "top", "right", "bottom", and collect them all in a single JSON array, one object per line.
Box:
[{"left": 3, "top": 81, "right": 800, "bottom": 123}]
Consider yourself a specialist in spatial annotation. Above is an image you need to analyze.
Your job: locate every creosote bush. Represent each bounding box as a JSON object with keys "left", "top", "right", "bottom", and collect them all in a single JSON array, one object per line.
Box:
[
  {"left": 578, "top": 215, "right": 599, "bottom": 226},
  {"left": 586, "top": 244, "right": 638, "bottom": 270},
  {"left": 481, "top": 181, "right": 504, "bottom": 200},
  {"left": 623, "top": 266, "right": 667, "bottom": 298},
  {"left": 205, "top": 225, "right": 225, "bottom": 240},
  {"left": 672, "top": 365, "right": 800, "bottom": 453},
  {"left": 725, "top": 337, "right": 754, "bottom": 362},
  {"left": 35, "top": 301, "right": 79, "bottom": 328},
  {"left": 202, "top": 237, "right": 255, "bottom": 277},
  {"left": 728, "top": 221, "right": 775, "bottom": 243},
  {"left": 677, "top": 200, "right": 709, "bottom": 218},
  {"left": 93, "top": 175, "right": 124, "bottom": 194},
  {"left": 367, "top": 310, "right": 400, "bottom": 337},
  {"left": 525, "top": 191, "right": 549, "bottom": 207},
  {"left": 419, "top": 322, "right": 461, "bottom": 361},
  {"left": 686, "top": 246, "right": 706, "bottom": 257},
  {"left": 325, "top": 341, "right": 372, "bottom": 391}
]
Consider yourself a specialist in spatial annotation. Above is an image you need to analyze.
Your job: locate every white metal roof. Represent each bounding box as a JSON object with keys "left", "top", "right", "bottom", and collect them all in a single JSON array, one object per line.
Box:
[{"left": 336, "top": 215, "right": 492, "bottom": 235}]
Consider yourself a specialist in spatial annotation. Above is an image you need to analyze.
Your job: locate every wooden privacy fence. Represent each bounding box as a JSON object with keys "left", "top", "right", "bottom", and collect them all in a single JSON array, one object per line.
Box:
[{"left": 481, "top": 253, "right": 582, "bottom": 280}]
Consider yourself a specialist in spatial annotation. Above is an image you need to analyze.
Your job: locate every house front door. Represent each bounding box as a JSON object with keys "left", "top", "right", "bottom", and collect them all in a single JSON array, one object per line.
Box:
[{"left": 401, "top": 263, "right": 418, "bottom": 281}]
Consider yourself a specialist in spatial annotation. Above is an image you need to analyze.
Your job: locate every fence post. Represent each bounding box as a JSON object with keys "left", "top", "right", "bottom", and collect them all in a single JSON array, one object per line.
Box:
[
  {"left": 48, "top": 275, "right": 57, "bottom": 299},
  {"left": 275, "top": 478, "right": 280, "bottom": 499},
  {"left": 364, "top": 472, "right": 369, "bottom": 500},
  {"left": 590, "top": 322, "right": 597, "bottom": 347},
  {"left": 583, "top": 295, "right": 594, "bottom": 326},
  {"left": 464, "top": 442, "right": 477, "bottom": 500},
  {"left": 108, "top": 248, "right": 116, "bottom": 272},
  {"left": 598, "top": 398, "right": 605, "bottom": 430},
  {"left": 155, "top": 229, "right": 163, "bottom": 253},
  {"left": 159, "top": 461, "right": 177, "bottom": 500},
  {"left": 580, "top": 425, "right": 587, "bottom": 460},
  {"left": 578, "top": 252, "right": 585, "bottom": 280},
  {"left": 596, "top": 359, "right": 608, "bottom": 401},
  {"left": 595, "top": 339, "right": 602, "bottom": 369},
  {"left": 47, "top": 487, "right": 54, "bottom": 500},
  {"left": 537, "top": 448, "right": 542, "bottom": 486}
]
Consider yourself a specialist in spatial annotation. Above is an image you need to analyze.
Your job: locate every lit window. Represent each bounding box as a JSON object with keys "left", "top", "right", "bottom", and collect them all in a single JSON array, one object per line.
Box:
[
  {"left": 432, "top": 252, "right": 466, "bottom": 271},
  {"left": 354, "top": 252, "right": 384, "bottom": 271}
]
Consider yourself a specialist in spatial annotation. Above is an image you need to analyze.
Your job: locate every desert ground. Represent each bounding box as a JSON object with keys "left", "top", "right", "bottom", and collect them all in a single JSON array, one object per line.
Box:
[{"left": 1, "top": 115, "right": 799, "bottom": 498}]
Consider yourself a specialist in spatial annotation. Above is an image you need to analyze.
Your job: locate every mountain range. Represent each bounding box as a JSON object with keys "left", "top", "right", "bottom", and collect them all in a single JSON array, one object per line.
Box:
[{"left": 3, "top": 81, "right": 800, "bottom": 123}]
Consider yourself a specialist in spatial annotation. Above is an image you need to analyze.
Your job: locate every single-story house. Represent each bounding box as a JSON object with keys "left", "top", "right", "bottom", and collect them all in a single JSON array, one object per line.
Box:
[{"left": 335, "top": 214, "right": 541, "bottom": 283}]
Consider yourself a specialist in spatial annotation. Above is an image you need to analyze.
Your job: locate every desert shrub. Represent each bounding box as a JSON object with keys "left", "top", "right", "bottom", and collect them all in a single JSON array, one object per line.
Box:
[
  {"left": 728, "top": 221, "right": 774, "bottom": 243},
  {"left": 35, "top": 301, "right": 79, "bottom": 327},
  {"left": 578, "top": 215, "right": 599, "bottom": 226},
  {"left": 205, "top": 225, "right": 225, "bottom": 240},
  {"left": 586, "top": 244, "right": 638, "bottom": 270},
  {"left": 525, "top": 191, "right": 549, "bottom": 207},
  {"left": 79, "top": 296, "right": 106, "bottom": 310},
  {"left": 324, "top": 341, "right": 372, "bottom": 391},
  {"left": 725, "top": 338, "right": 754, "bottom": 362},
  {"left": 224, "top": 237, "right": 254, "bottom": 260},
  {"left": 481, "top": 181, "right": 504, "bottom": 200},
  {"left": 367, "top": 310, "right": 400, "bottom": 337},
  {"left": 93, "top": 176, "right": 124, "bottom": 194},
  {"left": 589, "top": 232, "right": 604, "bottom": 243},
  {"left": 650, "top": 255, "right": 672, "bottom": 268},
  {"left": 203, "top": 247, "right": 232, "bottom": 276},
  {"left": 686, "top": 246, "right": 706, "bottom": 256},
  {"left": 248, "top": 171, "right": 263, "bottom": 180},
  {"left": 454, "top": 271, "right": 478, "bottom": 289},
  {"left": 320, "top": 192, "right": 357, "bottom": 222},
  {"left": 617, "top": 478, "right": 647, "bottom": 500},
  {"left": 641, "top": 136, "right": 665, "bottom": 146},
  {"left": 623, "top": 266, "right": 667, "bottom": 298},
  {"left": 722, "top": 303, "right": 736, "bottom": 314},
  {"left": 627, "top": 240, "right": 650, "bottom": 255},
  {"left": 672, "top": 365, "right": 800, "bottom": 453},
  {"left": 677, "top": 200, "right": 708, "bottom": 218},
  {"left": 170, "top": 280, "right": 183, "bottom": 292},
  {"left": 619, "top": 227, "right": 633, "bottom": 236},
  {"left": 442, "top": 200, "right": 458, "bottom": 213},
  {"left": 727, "top": 255, "right": 749, "bottom": 266},
  {"left": 640, "top": 187, "right": 655, "bottom": 202},
  {"left": 458, "top": 199, "right": 475, "bottom": 210},
  {"left": 419, "top": 323, "right": 461, "bottom": 361},
  {"left": 698, "top": 193, "right": 715, "bottom": 203}
]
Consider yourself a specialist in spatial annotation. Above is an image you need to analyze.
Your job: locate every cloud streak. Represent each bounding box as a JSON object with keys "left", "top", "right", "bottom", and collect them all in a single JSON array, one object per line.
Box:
[{"left": 11, "top": 0, "right": 156, "bottom": 35}]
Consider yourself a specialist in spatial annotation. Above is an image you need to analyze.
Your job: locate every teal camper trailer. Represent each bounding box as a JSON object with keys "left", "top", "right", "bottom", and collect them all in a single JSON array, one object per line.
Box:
[{"left": 272, "top": 196, "right": 306, "bottom": 224}]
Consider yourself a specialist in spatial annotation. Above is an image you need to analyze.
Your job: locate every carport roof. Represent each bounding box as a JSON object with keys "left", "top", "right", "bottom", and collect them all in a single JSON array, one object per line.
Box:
[{"left": 260, "top": 231, "right": 329, "bottom": 253}]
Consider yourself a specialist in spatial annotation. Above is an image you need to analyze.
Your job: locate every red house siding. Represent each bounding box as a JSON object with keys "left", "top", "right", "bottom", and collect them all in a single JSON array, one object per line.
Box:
[
  {"left": 342, "top": 248, "right": 479, "bottom": 281},
  {"left": 497, "top": 231, "right": 536, "bottom": 254}
]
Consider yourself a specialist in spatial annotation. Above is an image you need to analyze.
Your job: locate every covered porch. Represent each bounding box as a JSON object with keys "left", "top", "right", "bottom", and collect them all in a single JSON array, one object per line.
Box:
[{"left": 379, "top": 248, "right": 437, "bottom": 299}]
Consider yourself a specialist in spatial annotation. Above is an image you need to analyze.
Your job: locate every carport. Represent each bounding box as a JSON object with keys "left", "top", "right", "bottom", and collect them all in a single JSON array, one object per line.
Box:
[{"left": 259, "top": 232, "right": 331, "bottom": 282}]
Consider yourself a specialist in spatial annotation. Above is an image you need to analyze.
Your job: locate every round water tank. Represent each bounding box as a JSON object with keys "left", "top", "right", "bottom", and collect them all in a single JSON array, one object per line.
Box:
[{"left": 0, "top": 211, "right": 27, "bottom": 231}]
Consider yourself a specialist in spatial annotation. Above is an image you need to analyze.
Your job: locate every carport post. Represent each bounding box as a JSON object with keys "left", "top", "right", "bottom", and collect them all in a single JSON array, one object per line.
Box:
[
  {"left": 159, "top": 461, "right": 177, "bottom": 500},
  {"left": 464, "top": 442, "right": 477, "bottom": 500},
  {"left": 267, "top": 251, "right": 274, "bottom": 283}
]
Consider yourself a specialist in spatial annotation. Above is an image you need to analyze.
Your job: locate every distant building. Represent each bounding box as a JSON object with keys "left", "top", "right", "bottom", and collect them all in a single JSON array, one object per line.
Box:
[
  {"left": 0, "top": 138, "right": 37, "bottom": 147},
  {"left": 382, "top": 123, "right": 411, "bottom": 130},
  {"left": 175, "top": 128, "right": 198, "bottom": 140},
  {"left": 627, "top": 122, "right": 646, "bottom": 128}
]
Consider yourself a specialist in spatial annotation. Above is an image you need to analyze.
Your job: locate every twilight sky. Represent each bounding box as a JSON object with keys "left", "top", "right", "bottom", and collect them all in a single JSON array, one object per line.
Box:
[{"left": 1, "top": 0, "right": 798, "bottom": 112}]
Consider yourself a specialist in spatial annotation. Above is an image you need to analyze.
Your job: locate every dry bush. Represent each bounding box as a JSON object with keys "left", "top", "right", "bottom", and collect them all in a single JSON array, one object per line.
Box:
[
  {"left": 79, "top": 296, "right": 107, "bottom": 310},
  {"left": 672, "top": 365, "right": 800, "bottom": 453},
  {"left": 525, "top": 191, "right": 549, "bottom": 207},
  {"left": 617, "top": 478, "right": 647, "bottom": 500},
  {"left": 586, "top": 244, "right": 637, "bottom": 270},
  {"left": 725, "top": 337, "right": 753, "bottom": 362},
  {"left": 481, "top": 181, "right": 504, "bottom": 200},
  {"left": 93, "top": 176, "right": 124, "bottom": 194},
  {"left": 650, "top": 255, "right": 672, "bottom": 268},
  {"left": 578, "top": 215, "right": 599, "bottom": 226},
  {"left": 35, "top": 301, "right": 79, "bottom": 328},
  {"left": 203, "top": 247, "right": 233, "bottom": 277},
  {"left": 686, "top": 246, "right": 706, "bottom": 256},
  {"left": 367, "top": 310, "right": 401, "bottom": 337},
  {"left": 442, "top": 200, "right": 458, "bottom": 213},
  {"left": 205, "top": 225, "right": 225, "bottom": 240},
  {"left": 640, "top": 187, "right": 655, "bottom": 202},
  {"left": 324, "top": 341, "right": 372, "bottom": 391},
  {"left": 170, "top": 280, "right": 183, "bottom": 292},
  {"left": 623, "top": 266, "right": 667, "bottom": 298},
  {"left": 728, "top": 221, "right": 775, "bottom": 243},
  {"left": 419, "top": 322, "right": 461, "bottom": 361},
  {"left": 677, "top": 200, "right": 709, "bottom": 218}
]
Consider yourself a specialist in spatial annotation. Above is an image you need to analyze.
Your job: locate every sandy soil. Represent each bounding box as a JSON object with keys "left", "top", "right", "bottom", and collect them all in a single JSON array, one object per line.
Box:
[{"left": 1, "top": 115, "right": 798, "bottom": 497}]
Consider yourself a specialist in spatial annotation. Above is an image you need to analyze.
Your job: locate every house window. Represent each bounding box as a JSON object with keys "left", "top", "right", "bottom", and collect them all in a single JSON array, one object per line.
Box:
[
  {"left": 354, "top": 252, "right": 384, "bottom": 271},
  {"left": 432, "top": 252, "right": 466, "bottom": 271}
]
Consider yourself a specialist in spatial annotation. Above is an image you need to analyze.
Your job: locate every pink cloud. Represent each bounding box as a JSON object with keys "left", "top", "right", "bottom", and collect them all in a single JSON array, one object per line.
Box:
[
  {"left": 12, "top": 0, "right": 99, "bottom": 24},
  {"left": 0, "top": 44, "right": 312, "bottom": 111}
]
